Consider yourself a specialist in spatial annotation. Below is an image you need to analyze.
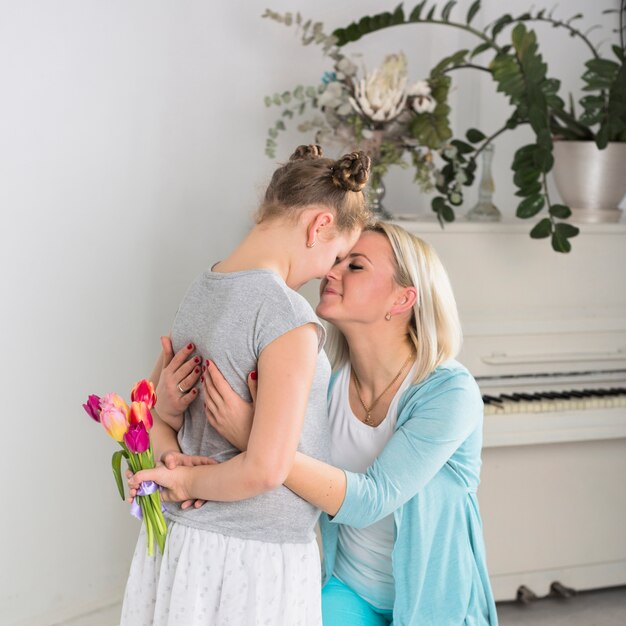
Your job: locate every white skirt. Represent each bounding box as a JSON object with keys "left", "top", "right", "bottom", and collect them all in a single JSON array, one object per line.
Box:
[{"left": 120, "top": 521, "right": 322, "bottom": 626}]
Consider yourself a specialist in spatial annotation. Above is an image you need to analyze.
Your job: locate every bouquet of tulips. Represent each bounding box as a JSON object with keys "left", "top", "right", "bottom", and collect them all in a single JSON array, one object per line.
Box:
[{"left": 82, "top": 379, "right": 167, "bottom": 556}]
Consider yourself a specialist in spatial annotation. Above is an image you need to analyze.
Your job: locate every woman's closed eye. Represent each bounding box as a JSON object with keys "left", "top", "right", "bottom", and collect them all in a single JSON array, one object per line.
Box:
[{"left": 348, "top": 263, "right": 363, "bottom": 271}]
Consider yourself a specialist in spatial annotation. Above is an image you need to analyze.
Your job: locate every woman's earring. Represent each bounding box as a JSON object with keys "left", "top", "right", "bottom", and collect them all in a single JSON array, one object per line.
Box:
[
  {"left": 306, "top": 240, "right": 316, "bottom": 248},
  {"left": 385, "top": 312, "right": 392, "bottom": 321}
]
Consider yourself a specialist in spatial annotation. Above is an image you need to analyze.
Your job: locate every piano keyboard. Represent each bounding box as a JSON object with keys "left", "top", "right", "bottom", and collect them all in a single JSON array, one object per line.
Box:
[{"left": 482, "top": 387, "right": 626, "bottom": 414}]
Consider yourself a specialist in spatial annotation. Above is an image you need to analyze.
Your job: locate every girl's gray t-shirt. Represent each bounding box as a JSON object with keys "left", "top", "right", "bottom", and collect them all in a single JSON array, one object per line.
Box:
[{"left": 167, "top": 268, "right": 331, "bottom": 543}]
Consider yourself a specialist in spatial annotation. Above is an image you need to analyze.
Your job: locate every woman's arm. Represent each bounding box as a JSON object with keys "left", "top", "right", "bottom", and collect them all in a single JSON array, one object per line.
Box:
[
  {"left": 147, "top": 337, "right": 203, "bottom": 461},
  {"left": 131, "top": 323, "right": 320, "bottom": 502}
]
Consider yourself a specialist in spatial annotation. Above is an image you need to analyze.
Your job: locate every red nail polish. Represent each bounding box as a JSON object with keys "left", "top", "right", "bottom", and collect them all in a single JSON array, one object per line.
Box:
[
  {"left": 195, "top": 367, "right": 200, "bottom": 374},
  {"left": 187, "top": 343, "right": 193, "bottom": 350},
  {"left": 194, "top": 356, "right": 200, "bottom": 363},
  {"left": 205, "top": 359, "right": 210, "bottom": 366},
  {"left": 250, "top": 371, "right": 257, "bottom": 380},
  {"left": 192, "top": 389, "right": 197, "bottom": 394},
  {"left": 200, "top": 376, "right": 204, "bottom": 382},
  {"left": 202, "top": 366, "right": 206, "bottom": 373}
]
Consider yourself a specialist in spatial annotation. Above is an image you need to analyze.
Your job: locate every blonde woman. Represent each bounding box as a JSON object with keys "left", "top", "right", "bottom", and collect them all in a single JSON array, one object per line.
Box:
[
  {"left": 121, "top": 145, "right": 371, "bottom": 626},
  {"left": 151, "top": 223, "right": 498, "bottom": 625}
]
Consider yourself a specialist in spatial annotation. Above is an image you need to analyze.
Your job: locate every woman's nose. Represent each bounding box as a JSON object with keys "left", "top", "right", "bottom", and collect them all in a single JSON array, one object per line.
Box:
[{"left": 325, "top": 266, "right": 340, "bottom": 281}]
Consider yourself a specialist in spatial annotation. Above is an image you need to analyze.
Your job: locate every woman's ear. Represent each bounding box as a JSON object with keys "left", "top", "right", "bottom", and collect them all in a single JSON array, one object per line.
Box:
[{"left": 390, "top": 286, "right": 417, "bottom": 316}]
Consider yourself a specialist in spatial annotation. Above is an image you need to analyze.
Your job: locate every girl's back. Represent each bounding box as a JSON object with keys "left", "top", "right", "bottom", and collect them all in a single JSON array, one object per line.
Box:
[{"left": 168, "top": 268, "right": 331, "bottom": 542}]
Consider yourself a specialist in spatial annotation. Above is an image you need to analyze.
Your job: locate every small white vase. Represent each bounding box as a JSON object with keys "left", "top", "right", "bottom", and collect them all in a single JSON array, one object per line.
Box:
[{"left": 552, "top": 140, "right": 626, "bottom": 223}]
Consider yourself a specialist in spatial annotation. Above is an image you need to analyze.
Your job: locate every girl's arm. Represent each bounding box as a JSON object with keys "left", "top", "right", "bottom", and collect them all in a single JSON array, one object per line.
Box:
[
  {"left": 201, "top": 362, "right": 482, "bottom": 521},
  {"left": 131, "top": 323, "right": 320, "bottom": 502}
]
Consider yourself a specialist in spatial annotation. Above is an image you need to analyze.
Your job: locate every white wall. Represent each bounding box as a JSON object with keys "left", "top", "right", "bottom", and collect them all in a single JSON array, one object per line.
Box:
[{"left": 0, "top": 1, "right": 619, "bottom": 624}]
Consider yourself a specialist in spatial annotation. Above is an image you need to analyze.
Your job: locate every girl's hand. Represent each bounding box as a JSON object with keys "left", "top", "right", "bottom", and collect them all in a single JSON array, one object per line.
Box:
[
  {"left": 128, "top": 463, "right": 192, "bottom": 503},
  {"left": 127, "top": 451, "right": 216, "bottom": 509},
  {"left": 203, "top": 361, "right": 257, "bottom": 451},
  {"left": 155, "top": 336, "right": 202, "bottom": 430}
]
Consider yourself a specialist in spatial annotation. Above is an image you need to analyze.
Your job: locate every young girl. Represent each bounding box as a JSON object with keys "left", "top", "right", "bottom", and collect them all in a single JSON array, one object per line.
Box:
[{"left": 121, "top": 145, "right": 371, "bottom": 626}]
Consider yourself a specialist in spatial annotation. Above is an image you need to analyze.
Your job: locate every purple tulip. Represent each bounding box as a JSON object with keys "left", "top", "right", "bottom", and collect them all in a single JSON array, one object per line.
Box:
[
  {"left": 82, "top": 394, "right": 102, "bottom": 422},
  {"left": 124, "top": 422, "right": 150, "bottom": 453}
]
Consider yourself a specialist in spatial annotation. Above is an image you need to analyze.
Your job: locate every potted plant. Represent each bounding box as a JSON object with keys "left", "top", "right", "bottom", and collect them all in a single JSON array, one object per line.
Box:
[{"left": 263, "top": 1, "right": 626, "bottom": 252}]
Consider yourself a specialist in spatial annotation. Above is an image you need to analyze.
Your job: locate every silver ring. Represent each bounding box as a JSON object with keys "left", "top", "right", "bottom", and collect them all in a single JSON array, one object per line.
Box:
[{"left": 177, "top": 383, "right": 186, "bottom": 394}]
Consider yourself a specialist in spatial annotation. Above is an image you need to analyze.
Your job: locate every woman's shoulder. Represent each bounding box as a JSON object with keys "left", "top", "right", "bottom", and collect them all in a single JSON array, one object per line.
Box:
[{"left": 400, "top": 360, "right": 482, "bottom": 410}]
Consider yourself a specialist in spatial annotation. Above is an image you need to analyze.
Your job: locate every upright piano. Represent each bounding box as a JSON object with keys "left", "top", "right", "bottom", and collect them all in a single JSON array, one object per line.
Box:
[{"left": 401, "top": 218, "right": 626, "bottom": 601}]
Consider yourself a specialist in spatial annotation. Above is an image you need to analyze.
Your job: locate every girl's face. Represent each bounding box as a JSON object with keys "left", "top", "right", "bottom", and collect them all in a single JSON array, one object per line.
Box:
[{"left": 316, "top": 230, "right": 402, "bottom": 325}]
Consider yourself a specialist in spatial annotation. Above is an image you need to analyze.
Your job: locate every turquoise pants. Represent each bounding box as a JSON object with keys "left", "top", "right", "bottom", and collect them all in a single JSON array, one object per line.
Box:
[{"left": 322, "top": 576, "right": 393, "bottom": 626}]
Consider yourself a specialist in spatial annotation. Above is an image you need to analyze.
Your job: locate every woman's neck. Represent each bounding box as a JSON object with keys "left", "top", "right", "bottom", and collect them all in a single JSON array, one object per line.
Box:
[{"left": 343, "top": 325, "right": 414, "bottom": 394}]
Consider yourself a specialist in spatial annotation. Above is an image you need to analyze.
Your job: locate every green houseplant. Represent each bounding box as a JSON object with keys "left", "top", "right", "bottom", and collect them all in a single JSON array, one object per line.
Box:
[{"left": 264, "top": 1, "right": 626, "bottom": 252}]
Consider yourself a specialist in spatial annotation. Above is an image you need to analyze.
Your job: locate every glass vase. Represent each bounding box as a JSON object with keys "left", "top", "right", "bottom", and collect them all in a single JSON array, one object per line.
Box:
[
  {"left": 366, "top": 169, "right": 393, "bottom": 220},
  {"left": 466, "top": 144, "right": 501, "bottom": 222}
]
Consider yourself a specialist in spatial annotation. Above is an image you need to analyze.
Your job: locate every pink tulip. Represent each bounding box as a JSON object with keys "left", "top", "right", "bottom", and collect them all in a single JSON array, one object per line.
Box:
[
  {"left": 129, "top": 401, "right": 154, "bottom": 430},
  {"left": 82, "top": 394, "right": 102, "bottom": 422},
  {"left": 99, "top": 393, "right": 130, "bottom": 441},
  {"left": 130, "top": 379, "right": 157, "bottom": 409},
  {"left": 124, "top": 422, "right": 150, "bottom": 453}
]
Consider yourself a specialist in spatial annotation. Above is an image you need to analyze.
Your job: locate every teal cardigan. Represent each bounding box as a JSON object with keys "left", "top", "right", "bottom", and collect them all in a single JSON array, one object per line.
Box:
[{"left": 319, "top": 360, "right": 498, "bottom": 626}]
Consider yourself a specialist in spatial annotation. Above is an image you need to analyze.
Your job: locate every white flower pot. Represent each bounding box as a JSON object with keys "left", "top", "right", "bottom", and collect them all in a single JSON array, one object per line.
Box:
[{"left": 552, "top": 140, "right": 626, "bottom": 223}]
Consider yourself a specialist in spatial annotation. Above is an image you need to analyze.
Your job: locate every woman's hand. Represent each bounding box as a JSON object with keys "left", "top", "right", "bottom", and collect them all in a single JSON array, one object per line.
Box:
[
  {"left": 154, "top": 336, "right": 202, "bottom": 430},
  {"left": 127, "top": 451, "right": 216, "bottom": 510},
  {"left": 203, "top": 361, "right": 257, "bottom": 451}
]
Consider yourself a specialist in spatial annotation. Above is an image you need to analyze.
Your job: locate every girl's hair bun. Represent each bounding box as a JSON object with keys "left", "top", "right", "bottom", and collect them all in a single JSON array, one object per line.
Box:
[
  {"left": 289, "top": 144, "right": 324, "bottom": 161},
  {"left": 331, "top": 151, "right": 371, "bottom": 192}
]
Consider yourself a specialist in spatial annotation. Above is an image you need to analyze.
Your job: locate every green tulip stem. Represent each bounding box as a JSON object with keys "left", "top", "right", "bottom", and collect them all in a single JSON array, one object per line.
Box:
[{"left": 141, "top": 498, "right": 155, "bottom": 557}]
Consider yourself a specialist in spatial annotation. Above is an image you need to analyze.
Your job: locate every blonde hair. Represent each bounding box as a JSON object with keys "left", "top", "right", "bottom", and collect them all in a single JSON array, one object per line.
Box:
[
  {"left": 325, "top": 222, "right": 463, "bottom": 384},
  {"left": 257, "top": 145, "right": 372, "bottom": 232}
]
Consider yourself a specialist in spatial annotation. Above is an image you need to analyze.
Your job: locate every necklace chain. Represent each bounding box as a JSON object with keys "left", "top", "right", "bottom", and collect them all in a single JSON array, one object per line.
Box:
[{"left": 351, "top": 351, "right": 414, "bottom": 426}]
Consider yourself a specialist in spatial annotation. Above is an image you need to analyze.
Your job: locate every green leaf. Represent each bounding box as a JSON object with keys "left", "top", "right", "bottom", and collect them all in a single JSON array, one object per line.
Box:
[
  {"left": 466, "top": 1, "right": 481, "bottom": 25},
  {"left": 515, "top": 180, "right": 542, "bottom": 197},
  {"left": 442, "top": 204, "right": 456, "bottom": 221},
  {"left": 451, "top": 139, "right": 474, "bottom": 154},
  {"left": 426, "top": 6, "right": 436, "bottom": 20},
  {"left": 491, "top": 14, "right": 512, "bottom": 38},
  {"left": 466, "top": 128, "right": 486, "bottom": 143},
  {"left": 516, "top": 194, "right": 545, "bottom": 218},
  {"left": 513, "top": 167, "right": 540, "bottom": 188},
  {"left": 532, "top": 145, "right": 554, "bottom": 172},
  {"left": 530, "top": 218, "right": 552, "bottom": 239},
  {"left": 549, "top": 204, "right": 572, "bottom": 218},
  {"left": 555, "top": 222, "right": 580, "bottom": 238},
  {"left": 441, "top": 1, "right": 457, "bottom": 22},
  {"left": 431, "top": 196, "right": 455, "bottom": 221},
  {"left": 409, "top": 1, "right": 427, "bottom": 22},
  {"left": 471, "top": 42, "right": 491, "bottom": 58},
  {"left": 281, "top": 92, "right": 292, "bottom": 104},
  {"left": 112, "top": 450, "right": 126, "bottom": 501},
  {"left": 551, "top": 231, "right": 572, "bottom": 253},
  {"left": 272, "top": 93, "right": 281, "bottom": 106},
  {"left": 264, "top": 96, "right": 272, "bottom": 107}
]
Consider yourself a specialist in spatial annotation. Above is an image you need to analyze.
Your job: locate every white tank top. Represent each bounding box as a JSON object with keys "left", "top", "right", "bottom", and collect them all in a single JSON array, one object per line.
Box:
[{"left": 329, "top": 361, "right": 416, "bottom": 610}]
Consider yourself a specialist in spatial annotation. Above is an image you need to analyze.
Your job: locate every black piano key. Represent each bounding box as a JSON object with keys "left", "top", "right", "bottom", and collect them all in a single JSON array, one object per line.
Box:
[
  {"left": 568, "top": 390, "right": 585, "bottom": 398},
  {"left": 482, "top": 395, "right": 503, "bottom": 405},
  {"left": 500, "top": 394, "right": 520, "bottom": 402}
]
